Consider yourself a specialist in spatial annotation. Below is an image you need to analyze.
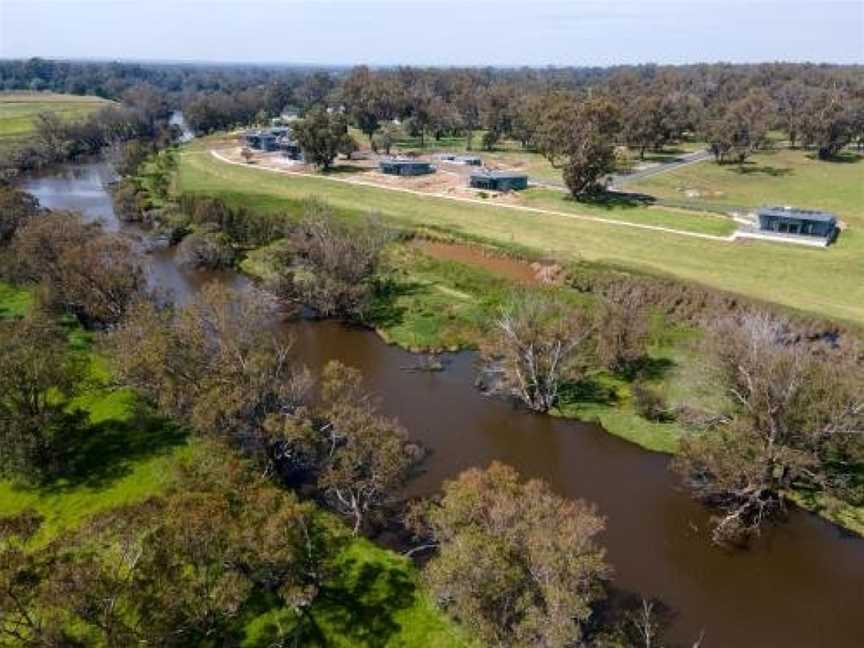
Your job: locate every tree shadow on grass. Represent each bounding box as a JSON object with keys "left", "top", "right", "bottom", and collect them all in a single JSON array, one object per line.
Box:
[
  {"left": 565, "top": 191, "right": 657, "bottom": 210},
  {"left": 366, "top": 279, "right": 427, "bottom": 330},
  {"left": 37, "top": 400, "right": 187, "bottom": 495},
  {"left": 806, "top": 151, "right": 863, "bottom": 164},
  {"left": 324, "top": 164, "right": 373, "bottom": 176},
  {"left": 558, "top": 377, "right": 619, "bottom": 407},
  {"left": 640, "top": 152, "right": 686, "bottom": 163},
  {"left": 731, "top": 162, "right": 793, "bottom": 177},
  {"left": 616, "top": 356, "right": 676, "bottom": 382},
  {"left": 312, "top": 557, "right": 418, "bottom": 648}
]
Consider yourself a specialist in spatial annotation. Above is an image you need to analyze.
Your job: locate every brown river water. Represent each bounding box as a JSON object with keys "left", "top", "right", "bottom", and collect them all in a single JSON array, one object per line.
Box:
[{"left": 19, "top": 161, "right": 864, "bottom": 647}]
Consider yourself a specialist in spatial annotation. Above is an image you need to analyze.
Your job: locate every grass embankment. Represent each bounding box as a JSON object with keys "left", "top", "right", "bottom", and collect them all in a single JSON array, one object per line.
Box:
[
  {"left": 178, "top": 140, "right": 864, "bottom": 326},
  {"left": 0, "top": 283, "right": 472, "bottom": 646},
  {"left": 0, "top": 92, "right": 112, "bottom": 152}
]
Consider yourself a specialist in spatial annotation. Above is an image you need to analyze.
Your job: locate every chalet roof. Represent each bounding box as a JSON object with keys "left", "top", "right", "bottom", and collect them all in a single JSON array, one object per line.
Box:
[
  {"left": 758, "top": 206, "right": 837, "bottom": 224},
  {"left": 380, "top": 158, "right": 432, "bottom": 166},
  {"left": 470, "top": 170, "right": 528, "bottom": 180}
]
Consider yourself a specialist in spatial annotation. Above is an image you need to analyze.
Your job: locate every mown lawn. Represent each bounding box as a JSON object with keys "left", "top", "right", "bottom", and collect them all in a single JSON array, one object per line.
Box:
[
  {"left": 519, "top": 188, "right": 737, "bottom": 236},
  {"left": 629, "top": 148, "right": 864, "bottom": 227},
  {"left": 0, "top": 282, "right": 472, "bottom": 646},
  {"left": 0, "top": 92, "right": 112, "bottom": 151},
  {"left": 177, "top": 141, "right": 864, "bottom": 326}
]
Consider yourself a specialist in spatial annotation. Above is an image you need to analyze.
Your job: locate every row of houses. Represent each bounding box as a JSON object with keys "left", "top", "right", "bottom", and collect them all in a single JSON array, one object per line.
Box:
[
  {"left": 239, "top": 133, "right": 839, "bottom": 243},
  {"left": 378, "top": 158, "right": 529, "bottom": 191}
]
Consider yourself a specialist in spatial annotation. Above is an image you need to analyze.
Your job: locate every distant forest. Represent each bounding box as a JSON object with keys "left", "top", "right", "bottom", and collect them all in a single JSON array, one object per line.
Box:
[{"left": 2, "top": 57, "right": 863, "bottom": 172}]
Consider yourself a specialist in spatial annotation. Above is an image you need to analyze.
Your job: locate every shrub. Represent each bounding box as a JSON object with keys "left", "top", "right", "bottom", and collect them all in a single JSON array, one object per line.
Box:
[
  {"left": 632, "top": 380, "right": 672, "bottom": 422},
  {"left": 176, "top": 228, "right": 236, "bottom": 270}
]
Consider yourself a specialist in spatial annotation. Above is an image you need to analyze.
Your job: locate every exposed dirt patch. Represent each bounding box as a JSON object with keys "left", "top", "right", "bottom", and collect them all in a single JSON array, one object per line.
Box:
[
  {"left": 412, "top": 239, "right": 566, "bottom": 285},
  {"left": 221, "top": 141, "right": 527, "bottom": 204}
]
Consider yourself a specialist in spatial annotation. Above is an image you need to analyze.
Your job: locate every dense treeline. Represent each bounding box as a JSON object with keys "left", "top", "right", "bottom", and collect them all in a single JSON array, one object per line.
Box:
[
  {"left": 4, "top": 58, "right": 862, "bottom": 145},
  {"left": 3, "top": 58, "right": 863, "bottom": 191}
]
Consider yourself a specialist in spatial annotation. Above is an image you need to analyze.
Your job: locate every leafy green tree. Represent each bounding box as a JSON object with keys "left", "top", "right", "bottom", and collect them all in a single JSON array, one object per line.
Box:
[
  {"left": 561, "top": 125, "right": 616, "bottom": 197},
  {"left": 269, "top": 361, "right": 419, "bottom": 535},
  {"left": 775, "top": 80, "right": 811, "bottom": 148},
  {"left": 273, "top": 208, "right": 393, "bottom": 320},
  {"left": 704, "top": 91, "right": 774, "bottom": 164},
  {"left": 0, "top": 445, "right": 326, "bottom": 647},
  {"left": 371, "top": 122, "right": 403, "bottom": 155},
  {"left": 320, "top": 362, "right": 417, "bottom": 534},
  {"left": 536, "top": 95, "right": 618, "bottom": 197},
  {"left": 623, "top": 95, "right": 669, "bottom": 159},
  {"left": 0, "top": 186, "right": 39, "bottom": 247},
  {"left": 8, "top": 212, "right": 146, "bottom": 328},
  {"left": 107, "top": 283, "right": 311, "bottom": 451},
  {"left": 595, "top": 287, "right": 649, "bottom": 375},
  {"left": 0, "top": 311, "right": 85, "bottom": 482},
  {"left": 291, "top": 107, "right": 352, "bottom": 170},
  {"left": 414, "top": 462, "right": 609, "bottom": 648},
  {"left": 801, "top": 90, "right": 854, "bottom": 159},
  {"left": 337, "top": 134, "right": 360, "bottom": 160},
  {"left": 479, "top": 83, "right": 515, "bottom": 150},
  {"left": 340, "top": 66, "right": 403, "bottom": 142}
]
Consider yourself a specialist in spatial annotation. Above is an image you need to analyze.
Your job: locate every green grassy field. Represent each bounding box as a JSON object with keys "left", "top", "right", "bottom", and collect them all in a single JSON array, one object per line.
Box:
[
  {"left": 0, "top": 92, "right": 112, "bottom": 151},
  {"left": 519, "top": 188, "right": 737, "bottom": 236},
  {"left": 630, "top": 148, "right": 864, "bottom": 227},
  {"left": 0, "top": 283, "right": 472, "bottom": 646},
  {"left": 179, "top": 141, "right": 864, "bottom": 326},
  {"left": 369, "top": 245, "right": 690, "bottom": 453}
]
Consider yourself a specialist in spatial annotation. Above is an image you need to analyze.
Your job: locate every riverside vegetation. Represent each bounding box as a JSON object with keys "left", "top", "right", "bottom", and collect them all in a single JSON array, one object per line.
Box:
[
  {"left": 1, "top": 56, "right": 863, "bottom": 645},
  {"left": 0, "top": 183, "right": 712, "bottom": 647},
  {"left": 112, "top": 133, "right": 864, "bottom": 543}
]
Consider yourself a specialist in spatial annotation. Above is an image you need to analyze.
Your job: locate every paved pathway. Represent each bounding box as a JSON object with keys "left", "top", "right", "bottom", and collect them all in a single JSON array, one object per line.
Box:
[
  {"left": 610, "top": 149, "right": 712, "bottom": 187},
  {"left": 526, "top": 148, "right": 712, "bottom": 192}
]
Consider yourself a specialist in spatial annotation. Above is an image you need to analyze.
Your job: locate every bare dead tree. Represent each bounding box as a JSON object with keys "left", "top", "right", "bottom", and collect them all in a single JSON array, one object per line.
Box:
[
  {"left": 482, "top": 294, "right": 594, "bottom": 412},
  {"left": 673, "top": 312, "right": 864, "bottom": 544}
]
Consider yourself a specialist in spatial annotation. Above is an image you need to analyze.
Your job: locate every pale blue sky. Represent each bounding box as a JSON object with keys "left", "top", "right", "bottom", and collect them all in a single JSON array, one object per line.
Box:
[{"left": 1, "top": 0, "right": 862, "bottom": 66}]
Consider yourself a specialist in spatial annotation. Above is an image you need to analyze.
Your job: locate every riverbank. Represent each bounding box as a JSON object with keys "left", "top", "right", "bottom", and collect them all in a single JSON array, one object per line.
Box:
[
  {"left": 0, "top": 281, "right": 473, "bottom": 647},
  {"left": 162, "top": 148, "right": 864, "bottom": 530},
  {"left": 240, "top": 235, "right": 691, "bottom": 454},
  {"left": 374, "top": 241, "right": 863, "bottom": 533}
]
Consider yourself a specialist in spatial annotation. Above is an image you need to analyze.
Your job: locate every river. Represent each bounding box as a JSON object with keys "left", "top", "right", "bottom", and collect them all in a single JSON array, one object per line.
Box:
[{"left": 18, "top": 160, "right": 864, "bottom": 647}]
